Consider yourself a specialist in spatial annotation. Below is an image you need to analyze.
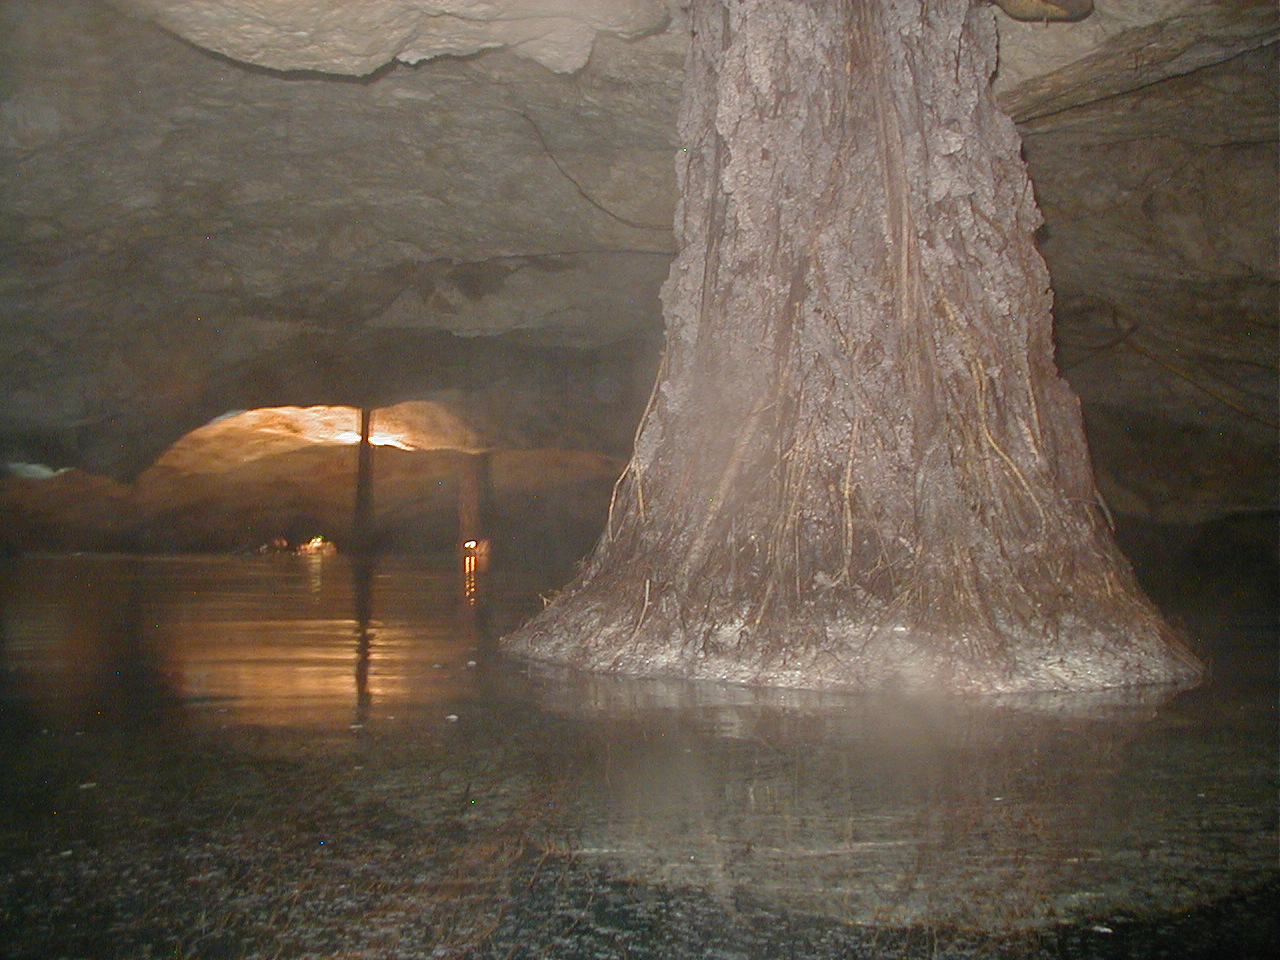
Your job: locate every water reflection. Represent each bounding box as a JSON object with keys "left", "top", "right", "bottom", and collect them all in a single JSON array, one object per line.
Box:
[
  {"left": 0, "top": 553, "right": 486, "bottom": 727},
  {"left": 352, "top": 552, "right": 375, "bottom": 724},
  {"left": 0, "top": 552, "right": 1274, "bottom": 940},
  {"left": 0, "top": 556, "right": 181, "bottom": 722},
  {"left": 519, "top": 670, "right": 1217, "bottom": 925}
]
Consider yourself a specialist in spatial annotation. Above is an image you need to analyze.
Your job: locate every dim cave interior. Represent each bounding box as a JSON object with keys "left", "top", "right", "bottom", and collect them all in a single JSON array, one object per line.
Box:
[
  {"left": 0, "top": 1, "right": 1277, "bottom": 957},
  {"left": 1, "top": 0, "right": 1275, "bottom": 549},
  {"left": 1, "top": 0, "right": 1272, "bottom": 675}
]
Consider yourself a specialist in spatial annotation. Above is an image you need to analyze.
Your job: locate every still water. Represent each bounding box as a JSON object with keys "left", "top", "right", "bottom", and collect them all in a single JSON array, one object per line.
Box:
[{"left": 0, "top": 546, "right": 1275, "bottom": 959}]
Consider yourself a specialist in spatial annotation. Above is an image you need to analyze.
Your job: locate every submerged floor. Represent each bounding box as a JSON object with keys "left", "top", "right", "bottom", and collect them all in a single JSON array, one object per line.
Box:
[{"left": 0, "top": 517, "right": 1275, "bottom": 959}]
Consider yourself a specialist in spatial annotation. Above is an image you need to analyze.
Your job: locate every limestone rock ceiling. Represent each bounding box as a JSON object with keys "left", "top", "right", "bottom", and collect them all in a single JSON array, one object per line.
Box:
[
  {"left": 0, "top": 0, "right": 1276, "bottom": 522},
  {"left": 0, "top": 0, "right": 679, "bottom": 478},
  {"left": 111, "top": 0, "right": 674, "bottom": 76}
]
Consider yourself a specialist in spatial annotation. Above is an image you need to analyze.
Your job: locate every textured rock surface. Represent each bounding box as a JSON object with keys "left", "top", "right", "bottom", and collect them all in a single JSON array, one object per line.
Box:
[
  {"left": 0, "top": 0, "right": 1275, "bottom": 521},
  {"left": 110, "top": 0, "right": 673, "bottom": 75},
  {"left": 1024, "top": 40, "right": 1277, "bottom": 520},
  {"left": 999, "top": 0, "right": 1276, "bottom": 518},
  {"left": 994, "top": 0, "right": 1278, "bottom": 119}
]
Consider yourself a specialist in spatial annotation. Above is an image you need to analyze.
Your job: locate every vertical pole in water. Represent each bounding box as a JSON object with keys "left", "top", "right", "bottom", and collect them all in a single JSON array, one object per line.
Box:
[
  {"left": 352, "top": 407, "right": 375, "bottom": 722},
  {"left": 353, "top": 408, "right": 374, "bottom": 552}
]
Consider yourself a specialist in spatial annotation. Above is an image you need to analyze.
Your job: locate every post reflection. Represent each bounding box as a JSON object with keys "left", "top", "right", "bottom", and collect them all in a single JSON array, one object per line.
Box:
[{"left": 352, "top": 552, "right": 375, "bottom": 724}]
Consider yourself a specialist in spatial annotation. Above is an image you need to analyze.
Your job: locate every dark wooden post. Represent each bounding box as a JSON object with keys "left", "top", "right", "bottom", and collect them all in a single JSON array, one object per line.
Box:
[
  {"left": 352, "top": 407, "right": 374, "bottom": 554},
  {"left": 352, "top": 407, "right": 376, "bottom": 721}
]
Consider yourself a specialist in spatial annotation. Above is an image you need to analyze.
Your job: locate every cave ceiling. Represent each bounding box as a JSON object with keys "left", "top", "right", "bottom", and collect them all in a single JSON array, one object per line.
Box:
[{"left": 0, "top": 0, "right": 1276, "bottom": 523}]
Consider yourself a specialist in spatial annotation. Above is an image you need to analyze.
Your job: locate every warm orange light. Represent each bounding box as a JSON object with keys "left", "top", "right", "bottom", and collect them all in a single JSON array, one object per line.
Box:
[
  {"left": 157, "top": 402, "right": 486, "bottom": 475},
  {"left": 460, "top": 539, "right": 490, "bottom": 605},
  {"left": 463, "top": 553, "right": 478, "bottom": 605},
  {"left": 332, "top": 429, "right": 414, "bottom": 450},
  {"left": 297, "top": 536, "right": 336, "bottom": 556}
]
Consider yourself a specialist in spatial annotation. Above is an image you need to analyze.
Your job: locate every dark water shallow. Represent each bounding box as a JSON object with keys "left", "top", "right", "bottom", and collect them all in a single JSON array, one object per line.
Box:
[{"left": 0, "top": 522, "right": 1275, "bottom": 959}]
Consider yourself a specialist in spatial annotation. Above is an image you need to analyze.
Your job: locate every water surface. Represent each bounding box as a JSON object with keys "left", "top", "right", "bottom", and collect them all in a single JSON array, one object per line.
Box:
[{"left": 0, "top": 543, "right": 1274, "bottom": 958}]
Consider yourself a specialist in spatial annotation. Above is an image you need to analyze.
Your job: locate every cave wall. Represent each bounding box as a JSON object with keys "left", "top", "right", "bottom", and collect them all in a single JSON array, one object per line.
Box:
[
  {"left": 1, "top": 0, "right": 1276, "bottom": 522},
  {"left": 1, "top": 0, "right": 680, "bottom": 476},
  {"left": 1024, "top": 39, "right": 1277, "bottom": 520}
]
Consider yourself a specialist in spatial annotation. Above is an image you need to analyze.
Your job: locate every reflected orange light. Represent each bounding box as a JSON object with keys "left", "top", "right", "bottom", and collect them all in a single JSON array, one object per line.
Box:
[
  {"left": 460, "top": 539, "right": 490, "bottom": 606},
  {"left": 463, "top": 554, "right": 478, "bottom": 605},
  {"left": 297, "top": 536, "right": 336, "bottom": 555}
]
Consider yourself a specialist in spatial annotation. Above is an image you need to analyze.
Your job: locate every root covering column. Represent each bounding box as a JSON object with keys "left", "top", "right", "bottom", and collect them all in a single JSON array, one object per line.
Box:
[{"left": 504, "top": 0, "right": 1202, "bottom": 693}]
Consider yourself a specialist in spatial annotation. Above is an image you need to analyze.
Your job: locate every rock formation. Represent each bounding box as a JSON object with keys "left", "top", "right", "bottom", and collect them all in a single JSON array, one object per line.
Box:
[{"left": 1, "top": 0, "right": 1274, "bottom": 538}]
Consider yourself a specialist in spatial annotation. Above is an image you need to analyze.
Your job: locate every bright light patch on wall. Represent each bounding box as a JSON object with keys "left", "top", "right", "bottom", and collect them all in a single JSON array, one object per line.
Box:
[
  {"left": 330, "top": 429, "right": 414, "bottom": 450},
  {"left": 149, "top": 402, "right": 482, "bottom": 474}
]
